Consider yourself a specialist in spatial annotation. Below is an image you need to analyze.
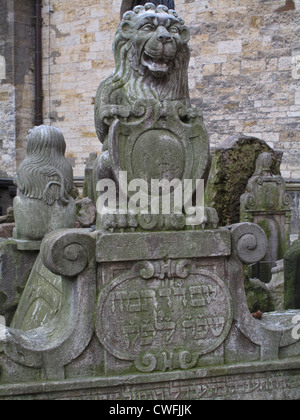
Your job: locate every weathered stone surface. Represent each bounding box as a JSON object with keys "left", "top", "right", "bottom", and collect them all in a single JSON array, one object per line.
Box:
[
  {"left": 241, "top": 152, "right": 291, "bottom": 282},
  {"left": 14, "top": 125, "right": 76, "bottom": 241},
  {"left": 93, "top": 4, "right": 210, "bottom": 228},
  {"left": 76, "top": 197, "right": 96, "bottom": 228},
  {"left": 0, "top": 0, "right": 35, "bottom": 177},
  {"left": 2, "top": 362, "right": 300, "bottom": 400},
  {"left": 205, "top": 135, "right": 283, "bottom": 227},
  {"left": 10, "top": 255, "right": 62, "bottom": 331},
  {"left": 267, "top": 260, "right": 285, "bottom": 311},
  {"left": 0, "top": 207, "right": 14, "bottom": 225},
  {"left": 83, "top": 152, "right": 98, "bottom": 203},
  {"left": 97, "top": 229, "right": 231, "bottom": 262},
  {"left": 1, "top": 0, "right": 299, "bottom": 180},
  {"left": 0, "top": 223, "right": 14, "bottom": 239},
  {"left": 0, "top": 222, "right": 300, "bottom": 399},
  {"left": 245, "top": 277, "right": 275, "bottom": 314},
  {"left": 284, "top": 239, "right": 300, "bottom": 309},
  {"left": 0, "top": 239, "right": 38, "bottom": 325},
  {"left": 96, "top": 260, "right": 233, "bottom": 372}
]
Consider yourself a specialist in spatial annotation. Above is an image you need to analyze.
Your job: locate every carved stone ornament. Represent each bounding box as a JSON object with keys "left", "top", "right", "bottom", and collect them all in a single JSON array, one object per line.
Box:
[
  {"left": 240, "top": 152, "right": 291, "bottom": 217},
  {"left": 96, "top": 259, "right": 233, "bottom": 372},
  {"left": 13, "top": 125, "right": 76, "bottom": 242},
  {"left": 240, "top": 152, "right": 291, "bottom": 281},
  {"left": 94, "top": 4, "right": 210, "bottom": 226}
]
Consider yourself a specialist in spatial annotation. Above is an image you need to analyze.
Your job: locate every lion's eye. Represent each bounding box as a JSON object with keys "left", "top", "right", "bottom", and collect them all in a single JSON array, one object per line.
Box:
[
  {"left": 169, "top": 26, "right": 179, "bottom": 34},
  {"left": 141, "top": 24, "right": 155, "bottom": 31}
]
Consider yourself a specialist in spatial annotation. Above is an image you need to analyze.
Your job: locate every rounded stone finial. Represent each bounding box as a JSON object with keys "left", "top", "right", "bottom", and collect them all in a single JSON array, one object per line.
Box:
[
  {"left": 230, "top": 223, "right": 268, "bottom": 264},
  {"left": 41, "top": 229, "right": 95, "bottom": 277}
]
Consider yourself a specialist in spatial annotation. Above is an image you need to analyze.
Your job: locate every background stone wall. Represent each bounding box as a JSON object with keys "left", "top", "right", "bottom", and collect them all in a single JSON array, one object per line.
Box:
[
  {"left": 0, "top": 0, "right": 35, "bottom": 178},
  {"left": 0, "top": 0, "right": 299, "bottom": 179}
]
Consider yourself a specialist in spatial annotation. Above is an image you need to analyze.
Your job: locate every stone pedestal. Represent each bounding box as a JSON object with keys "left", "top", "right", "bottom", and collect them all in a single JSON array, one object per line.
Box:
[{"left": 1, "top": 225, "right": 300, "bottom": 400}]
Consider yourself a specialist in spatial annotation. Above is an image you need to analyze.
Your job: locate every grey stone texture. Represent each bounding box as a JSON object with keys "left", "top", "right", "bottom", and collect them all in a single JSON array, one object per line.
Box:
[
  {"left": 205, "top": 135, "right": 283, "bottom": 227},
  {"left": 0, "top": 0, "right": 35, "bottom": 176},
  {"left": 284, "top": 239, "right": 300, "bottom": 309},
  {"left": 0, "top": 224, "right": 300, "bottom": 399},
  {"left": 0, "top": 239, "right": 38, "bottom": 325},
  {"left": 268, "top": 260, "right": 285, "bottom": 311},
  {"left": 240, "top": 152, "right": 291, "bottom": 283},
  {"left": 13, "top": 125, "right": 76, "bottom": 242}
]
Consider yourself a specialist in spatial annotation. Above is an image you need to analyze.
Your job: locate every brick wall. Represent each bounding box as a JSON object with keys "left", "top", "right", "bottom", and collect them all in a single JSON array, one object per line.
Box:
[{"left": 1, "top": 0, "right": 299, "bottom": 179}]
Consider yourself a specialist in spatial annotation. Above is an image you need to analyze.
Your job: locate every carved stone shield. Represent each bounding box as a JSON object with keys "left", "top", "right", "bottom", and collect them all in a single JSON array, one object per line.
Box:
[{"left": 108, "top": 100, "right": 209, "bottom": 194}]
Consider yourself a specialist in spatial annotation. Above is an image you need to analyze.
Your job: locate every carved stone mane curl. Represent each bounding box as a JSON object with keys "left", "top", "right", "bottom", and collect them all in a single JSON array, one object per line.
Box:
[
  {"left": 95, "top": 4, "right": 191, "bottom": 144},
  {"left": 17, "top": 125, "right": 73, "bottom": 205}
]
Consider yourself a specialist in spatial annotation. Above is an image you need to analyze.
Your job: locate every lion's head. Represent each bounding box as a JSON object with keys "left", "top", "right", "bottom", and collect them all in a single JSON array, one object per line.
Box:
[
  {"left": 95, "top": 3, "right": 191, "bottom": 143},
  {"left": 120, "top": 3, "right": 189, "bottom": 79}
]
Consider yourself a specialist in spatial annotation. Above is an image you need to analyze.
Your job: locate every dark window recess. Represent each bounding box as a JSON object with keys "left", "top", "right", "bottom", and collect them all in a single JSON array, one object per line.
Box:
[{"left": 0, "top": 179, "right": 17, "bottom": 216}]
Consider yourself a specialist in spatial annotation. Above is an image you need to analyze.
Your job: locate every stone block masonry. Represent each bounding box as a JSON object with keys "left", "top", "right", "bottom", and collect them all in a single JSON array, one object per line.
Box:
[
  {"left": 0, "top": 0, "right": 35, "bottom": 178},
  {"left": 0, "top": 0, "right": 299, "bottom": 179},
  {"left": 185, "top": 0, "right": 300, "bottom": 180}
]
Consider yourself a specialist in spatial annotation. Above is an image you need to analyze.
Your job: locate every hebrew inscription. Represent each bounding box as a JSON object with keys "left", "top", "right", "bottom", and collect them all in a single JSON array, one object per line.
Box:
[{"left": 96, "top": 260, "right": 233, "bottom": 372}]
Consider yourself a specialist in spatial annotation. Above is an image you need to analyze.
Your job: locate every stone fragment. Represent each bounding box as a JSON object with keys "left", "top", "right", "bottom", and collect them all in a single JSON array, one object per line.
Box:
[{"left": 76, "top": 197, "right": 96, "bottom": 228}]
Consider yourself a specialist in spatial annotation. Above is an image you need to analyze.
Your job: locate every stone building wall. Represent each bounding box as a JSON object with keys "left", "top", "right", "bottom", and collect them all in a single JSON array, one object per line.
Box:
[
  {"left": 0, "top": 0, "right": 35, "bottom": 180},
  {"left": 0, "top": 0, "right": 17, "bottom": 179},
  {"left": 40, "top": 0, "right": 299, "bottom": 178},
  {"left": 0, "top": 0, "right": 35, "bottom": 178},
  {"left": 0, "top": 0, "right": 299, "bottom": 179}
]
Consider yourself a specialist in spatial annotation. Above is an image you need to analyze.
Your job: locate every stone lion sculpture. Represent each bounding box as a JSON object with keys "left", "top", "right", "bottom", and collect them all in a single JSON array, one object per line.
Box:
[
  {"left": 14, "top": 125, "right": 76, "bottom": 241},
  {"left": 93, "top": 3, "right": 212, "bottom": 230},
  {"left": 95, "top": 3, "right": 190, "bottom": 147}
]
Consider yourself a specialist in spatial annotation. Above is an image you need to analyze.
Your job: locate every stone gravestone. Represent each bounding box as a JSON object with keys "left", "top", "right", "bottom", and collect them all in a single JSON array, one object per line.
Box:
[
  {"left": 284, "top": 240, "right": 300, "bottom": 309},
  {"left": 240, "top": 152, "right": 291, "bottom": 283},
  {"left": 205, "top": 135, "right": 283, "bottom": 227},
  {"left": 0, "top": 4, "right": 300, "bottom": 401},
  {"left": 0, "top": 239, "right": 38, "bottom": 326},
  {"left": 10, "top": 255, "right": 62, "bottom": 331}
]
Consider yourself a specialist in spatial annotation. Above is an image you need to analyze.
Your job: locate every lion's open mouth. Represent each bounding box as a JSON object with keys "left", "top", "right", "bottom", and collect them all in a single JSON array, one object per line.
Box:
[{"left": 141, "top": 52, "right": 170, "bottom": 76}]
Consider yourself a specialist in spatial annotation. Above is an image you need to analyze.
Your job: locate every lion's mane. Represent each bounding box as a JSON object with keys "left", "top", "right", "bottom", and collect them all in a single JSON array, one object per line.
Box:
[{"left": 17, "top": 125, "right": 73, "bottom": 205}]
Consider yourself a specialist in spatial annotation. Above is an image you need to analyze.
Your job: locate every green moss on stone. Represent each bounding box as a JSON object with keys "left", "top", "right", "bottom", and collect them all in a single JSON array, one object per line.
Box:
[
  {"left": 284, "top": 240, "right": 300, "bottom": 309},
  {"left": 205, "top": 136, "right": 282, "bottom": 226}
]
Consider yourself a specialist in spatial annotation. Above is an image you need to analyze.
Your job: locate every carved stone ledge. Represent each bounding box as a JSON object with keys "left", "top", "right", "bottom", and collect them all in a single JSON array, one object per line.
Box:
[{"left": 97, "top": 228, "right": 231, "bottom": 263}]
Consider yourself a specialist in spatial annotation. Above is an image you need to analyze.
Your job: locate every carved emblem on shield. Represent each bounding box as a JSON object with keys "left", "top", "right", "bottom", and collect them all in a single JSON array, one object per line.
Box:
[{"left": 108, "top": 100, "right": 210, "bottom": 193}]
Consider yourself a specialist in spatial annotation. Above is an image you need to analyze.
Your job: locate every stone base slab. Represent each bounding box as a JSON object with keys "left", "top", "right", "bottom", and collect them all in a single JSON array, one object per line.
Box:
[{"left": 1, "top": 359, "right": 300, "bottom": 400}]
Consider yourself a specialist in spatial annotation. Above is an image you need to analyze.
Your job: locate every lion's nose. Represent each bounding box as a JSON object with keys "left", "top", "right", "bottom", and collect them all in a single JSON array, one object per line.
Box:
[
  {"left": 158, "top": 33, "right": 172, "bottom": 43},
  {"left": 157, "top": 27, "right": 172, "bottom": 44}
]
